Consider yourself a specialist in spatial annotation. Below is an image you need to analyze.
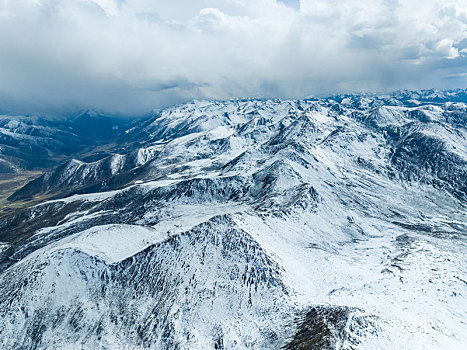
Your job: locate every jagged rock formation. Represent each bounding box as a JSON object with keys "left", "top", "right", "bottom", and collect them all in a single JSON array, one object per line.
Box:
[{"left": 283, "top": 306, "right": 378, "bottom": 350}]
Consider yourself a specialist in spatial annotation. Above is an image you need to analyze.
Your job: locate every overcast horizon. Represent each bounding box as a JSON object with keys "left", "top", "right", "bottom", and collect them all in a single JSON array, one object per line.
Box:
[{"left": 0, "top": 0, "right": 466, "bottom": 116}]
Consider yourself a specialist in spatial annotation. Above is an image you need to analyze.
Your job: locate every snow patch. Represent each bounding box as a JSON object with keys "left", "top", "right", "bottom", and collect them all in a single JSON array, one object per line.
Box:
[{"left": 49, "top": 224, "right": 165, "bottom": 264}]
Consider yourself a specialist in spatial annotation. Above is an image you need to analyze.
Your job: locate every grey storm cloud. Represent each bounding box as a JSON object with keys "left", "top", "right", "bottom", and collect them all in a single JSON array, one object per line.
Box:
[{"left": 0, "top": 0, "right": 466, "bottom": 116}]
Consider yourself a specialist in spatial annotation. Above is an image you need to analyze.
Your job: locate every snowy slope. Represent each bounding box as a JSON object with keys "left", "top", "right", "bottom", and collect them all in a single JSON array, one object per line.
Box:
[{"left": 0, "top": 91, "right": 466, "bottom": 349}]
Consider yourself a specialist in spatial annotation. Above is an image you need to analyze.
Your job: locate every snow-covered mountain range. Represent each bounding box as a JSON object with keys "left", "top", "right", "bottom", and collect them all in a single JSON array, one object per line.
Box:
[{"left": 0, "top": 90, "right": 466, "bottom": 349}]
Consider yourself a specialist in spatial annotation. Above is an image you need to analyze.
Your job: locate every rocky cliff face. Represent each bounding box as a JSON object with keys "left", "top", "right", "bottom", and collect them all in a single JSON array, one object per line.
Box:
[{"left": 0, "top": 90, "right": 466, "bottom": 349}]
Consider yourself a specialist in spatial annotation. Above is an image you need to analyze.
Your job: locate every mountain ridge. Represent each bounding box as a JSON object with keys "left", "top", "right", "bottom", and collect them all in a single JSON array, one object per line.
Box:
[{"left": 0, "top": 89, "right": 466, "bottom": 349}]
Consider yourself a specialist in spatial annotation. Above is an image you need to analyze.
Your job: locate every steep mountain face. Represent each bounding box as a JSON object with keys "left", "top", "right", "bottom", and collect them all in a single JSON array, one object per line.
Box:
[
  {"left": 1, "top": 217, "right": 293, "bottom": 349},
  {"left": 0, "top": 90, "right": 466, "bottom": 349}
]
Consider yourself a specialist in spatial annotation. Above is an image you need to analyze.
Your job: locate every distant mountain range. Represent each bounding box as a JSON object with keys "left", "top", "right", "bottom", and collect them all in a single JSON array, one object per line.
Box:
[{"left": 0, "top": 89, "right": 466, "bottom": 349}]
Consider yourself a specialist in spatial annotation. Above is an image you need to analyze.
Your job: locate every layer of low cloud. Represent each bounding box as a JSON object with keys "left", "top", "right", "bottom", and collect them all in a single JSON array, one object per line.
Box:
[{"left": 0, "top": 0, "right": 466, "bottom": 115}]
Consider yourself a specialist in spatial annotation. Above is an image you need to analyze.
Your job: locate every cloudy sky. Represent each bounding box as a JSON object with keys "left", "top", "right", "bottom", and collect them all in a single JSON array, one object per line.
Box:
[{"left": 0, "top": 0, "right": 466, "bottom": 115}]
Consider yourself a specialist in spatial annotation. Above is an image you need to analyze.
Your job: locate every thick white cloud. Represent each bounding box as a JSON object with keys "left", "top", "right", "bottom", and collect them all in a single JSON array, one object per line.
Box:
[{"left": 0, "top": 0, "right": 465, "bottom": 115}]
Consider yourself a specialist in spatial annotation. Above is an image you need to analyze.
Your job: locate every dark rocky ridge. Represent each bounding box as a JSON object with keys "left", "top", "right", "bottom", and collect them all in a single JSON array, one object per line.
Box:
[{"left": 283, "top": 306, "right": 378, "bottom": 350}]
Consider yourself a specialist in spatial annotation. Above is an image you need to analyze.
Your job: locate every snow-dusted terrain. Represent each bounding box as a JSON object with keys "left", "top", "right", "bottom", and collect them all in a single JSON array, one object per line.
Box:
[
  {"left": 0, "top": 90, "right": 466, "bottom": 349},
  {"left": 0, "top": 110, "right": 128, "bottom": 174}
]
